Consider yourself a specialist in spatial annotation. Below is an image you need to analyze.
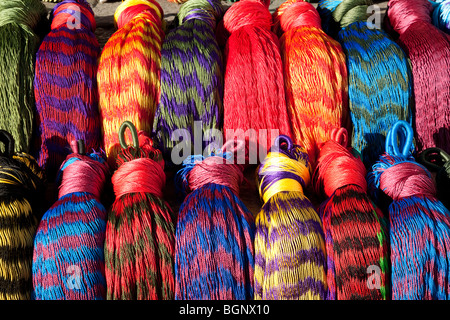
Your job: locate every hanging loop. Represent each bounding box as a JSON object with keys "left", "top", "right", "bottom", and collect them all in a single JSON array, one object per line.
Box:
[
  {"left": 119, "top": 121, "right": 140, "bottom": 150},
  {"left": 418, "top": 147, "right": 450, "bottom": 172},
  {"left": 385, "top": 120, "right": 414, "bottom": 157},
  {"left": 77, "top": 139, "right": 86, "bottom": 155},
  {"left": 331, "top": 127, "right": 348, "bottom": 147},
  {"left": 0, "top": 130, "right": 15, "bottom": 158},
  {"left": 274, "top": 134, "right": 293, "bottom": 152}
]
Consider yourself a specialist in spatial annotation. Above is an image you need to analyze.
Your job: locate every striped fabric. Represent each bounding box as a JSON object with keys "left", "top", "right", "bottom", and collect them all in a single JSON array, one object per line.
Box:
[
  {"left": 254, "top": 192, "right": 327, "bottom": 300},
  {"left": 319, "top": 184, "right": 388, "bottom": 300},
  {"left": 105, "top": 192, "right": 175, "bottom": 300},
  {"left": 317, "top": 0, "right": 413, "bottom": 168},
  {"left": 97, "top": 0, "right": 164, "bottom": 168},
  {"left": 274, "top": 0, "right": 349, "bottom": 168},
  {"left": 0, "top": 151, "right": 45, "bottom": 300},
  {"left": 0, "top": 0, "right": 48, "bottom": 154},
  {"left": 33, "top": 0, "right": 101, "bottom": 180},
  {"left": 254, "top": 140, "right": 327, "bottom": 300},
  {"left": 104, "top": 131, "right": 175, "bottom": 300},
  {"left": 312, "top": 137, "right": 389, "bottom": 300},
  {"left": 386, "top": 0, "right": 450, "bottom": 155},
  {"left": 337, "top": 21, "right": 412, "bottom": 167},
  {"left": 152, "top": 0, "right": 224, "bottom": 164},
  {"left": 369, "top": 151, "right": 450, "bottom": 300},
  {"left": 389, "top": 195, "right": 450, "bottom": 300},
  {"left": 32, "top": 152, "right": 109, "bottom": 300},
  {"left": 175, "top": 183, "right": 255, "bottom": 300},
  {"left": 0, "top": 199, "right": 38, "bottom": 300},
  {"left": 32, "top": 192, "right": 108, "bottom": 300}
]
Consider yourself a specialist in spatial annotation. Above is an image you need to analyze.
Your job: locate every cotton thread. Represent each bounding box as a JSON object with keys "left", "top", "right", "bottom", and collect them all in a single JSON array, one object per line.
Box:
[
  {"left": 33, "top": 0, "right": 102, "bottom": 181},
  {"left": 97, "top": 0, "right": 165, "bottom": 168},
  {"left": 220, "top": 0, "right": 293, "bottom": 159},
  {"left": 273, "top": 0, "right": 350, "bottom": 169},
  {"left": 368, "top": 120, "right": 450, "bottom": 300},
  {"left": 313, "top": 128, "right": 389, "bottom": 300},
  {"left": 32, "top": 144, "right": 109, "bottom": 300},
  {"left": 317, "top": 0, "right": 413, "bottom": 169},
  {"left": 386, "top": 0, "right": 450, "bottom": 155},
  {"left": 0, "top": 0, "right": 48, "bottom": 154},
  {"left": 152, "top": 0, "right": 225, "bottom": 166},
  {"left": 254, "top": 135, "right": 328, "bottom": 300},
  {"left": 104, "top": 122, "right": 175, "bottom": 300},
  {"left": 174, "top": 141, "right": 255, "bottom": 300},
  {"left": 0, "top": 130, "right": 45, "bottom": 300}
]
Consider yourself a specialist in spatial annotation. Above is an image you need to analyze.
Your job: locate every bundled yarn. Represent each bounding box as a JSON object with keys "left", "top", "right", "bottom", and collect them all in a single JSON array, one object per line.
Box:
[
  {"left": 418, "top": 147, "right": 450, "bottom": 211},
  {"left": 0, "top": 130, "right": 45, "bottom": 300},
  {"left": 368, "top": 120, "right": 450, "bottom": 300},
  {"left": 33, "top": 0, "right": 102, "bottom": 181},
  {"left": 386, "top": 0, "right": 450, "bottom": 155},
  {"left": 317, "top": 0, "right": 413, "bottom": 169},
  {"left": 431, "top": 0, "right": 450, "bottom": 33},
  {"left": 0, "top": 0, "right": 48, "bottom": 154},
  {"left": 152, "top": 0, "right": 225, "bottom": 165},
  {"left": 97, "top": 0, "right": 165, "bottom": 168},
  {"left": 221, "top": 0, "right": 293, "bottom": 159},
  {"left": 254, "top": 135, "right": 327, "bottom": 300},
  {"left": 174, "top": 141, "right": 254, "bottom": 299},
  {"left": 273, "top": 0, "right": 349, "bottom": 168},
  {"left": 313, "top": 128, "right": 388, "bottom": 300},
  {"left": 105, "top": 121, "right": 175, "bottom": 300},
  {"left": 32, "top": 142, "right": 109, "bottom": 300}
]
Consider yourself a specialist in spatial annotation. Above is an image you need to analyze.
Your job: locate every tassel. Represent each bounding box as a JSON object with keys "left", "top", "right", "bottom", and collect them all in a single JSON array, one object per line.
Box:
[
  {"left": 152, "top": 0, "right": 225, "bottom": 166},
  {"left": 0, "top": 0, "right": 48, "bottom": 154},
  {"left": 316, "top": 0, "right": 413, "bottom": 169},
  {"left": 368, "top": 120, "right": 450, "bottom": 300},
  {"left": 386, "top": 0, "right": 450, "bottom": 155},
  {"left": 0, "top": 130, "right": 45, "bottom": 300},
  {"left": 220, "top": 0, "right": 293, "bottom": 160},
  {"left": 313, "top": 128, "right": 388, "bottom": 300},
  {"left": 174, "top": 140, "right": 255, "bottom": 300},
  {"left": 418, "top": 147, "right": 450, "bottom": 211},
  {"left": 431, "top": 0, "right": 450, "bottom": 33},
  {"left": 105, "top": 121, "right": 175, "bottom": 300},
  {"left": 273, "top": 0, "right": 349, "bottom": 168},
  {"left": 32, "top": 141, "right": 109, "bottom": 300},
  {"left": 254, "top": 135, "right": 327, "bottom": 300},
  {"left": 97, "top": 0, "right": 165, "bottom": 168},
  {"left": 33, "top": 0, "right": 102, "bottom": 181}
]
